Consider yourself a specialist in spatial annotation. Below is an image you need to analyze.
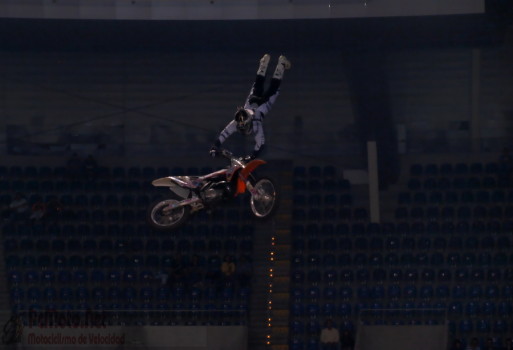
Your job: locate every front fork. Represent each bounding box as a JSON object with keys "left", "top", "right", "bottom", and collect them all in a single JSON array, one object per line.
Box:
[{"left": 239, "top": 173, "right": 260, "bottom": 196}]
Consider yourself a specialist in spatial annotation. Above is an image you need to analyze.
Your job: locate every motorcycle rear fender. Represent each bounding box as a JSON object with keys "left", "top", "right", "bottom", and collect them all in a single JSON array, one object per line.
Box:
[
  {"left": 235, "top": 159, "right": 267, "bottom": 195},
  {"left": 151, "top": 177, "right": 191, "bottom": 199}
]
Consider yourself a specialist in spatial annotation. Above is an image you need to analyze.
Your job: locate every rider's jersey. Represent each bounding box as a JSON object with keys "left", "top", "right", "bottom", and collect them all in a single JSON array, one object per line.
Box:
[{"left": 215, "top": 90, "right": 279, "bottom": 157}]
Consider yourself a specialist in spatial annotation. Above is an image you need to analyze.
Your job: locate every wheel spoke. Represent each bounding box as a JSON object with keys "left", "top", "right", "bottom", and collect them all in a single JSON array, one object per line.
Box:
[
  {"left": 250, "top": 178, "right": 276, "bottom": 218},
  {"left": 152, "top": 200, "right": 184, "bottom": 226}
]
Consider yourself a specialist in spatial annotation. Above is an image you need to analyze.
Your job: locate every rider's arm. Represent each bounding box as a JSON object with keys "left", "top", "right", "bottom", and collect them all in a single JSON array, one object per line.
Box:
[{"left": 215, "top": 120, "right": 238, "bottom": 146}]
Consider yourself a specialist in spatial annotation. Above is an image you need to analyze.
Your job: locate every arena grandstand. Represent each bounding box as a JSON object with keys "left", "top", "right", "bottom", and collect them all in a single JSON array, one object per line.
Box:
[{"left": 1, "top": 1, "right": 513, "bottom": 349}]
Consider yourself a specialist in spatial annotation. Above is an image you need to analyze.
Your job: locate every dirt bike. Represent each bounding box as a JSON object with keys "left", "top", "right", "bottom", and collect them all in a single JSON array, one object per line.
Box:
[{"left": 147, "top": 149, "right": 278, "bottom": 231}]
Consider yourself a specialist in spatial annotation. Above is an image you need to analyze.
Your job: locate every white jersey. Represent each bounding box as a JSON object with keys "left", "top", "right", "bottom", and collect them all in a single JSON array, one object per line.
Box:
[{"left": 216, "top": 89, "right": 279, "bottom": 155}]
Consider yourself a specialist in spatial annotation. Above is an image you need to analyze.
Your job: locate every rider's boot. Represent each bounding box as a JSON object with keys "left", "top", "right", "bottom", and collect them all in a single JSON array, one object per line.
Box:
[
  {"left": 273, "top": 55, "right": 291, "bottom": 80},
  {"left": 257, "top": 54, "right": 271, "bottom": 77}
]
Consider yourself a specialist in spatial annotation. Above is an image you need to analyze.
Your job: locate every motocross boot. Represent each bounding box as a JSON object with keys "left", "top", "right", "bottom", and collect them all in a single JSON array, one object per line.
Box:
[
  {"left": 273, "top": 55, "right": 291, "bottom": 80},
  {"left": 257, "top": 54, "right": 271, "bottom": 77}
]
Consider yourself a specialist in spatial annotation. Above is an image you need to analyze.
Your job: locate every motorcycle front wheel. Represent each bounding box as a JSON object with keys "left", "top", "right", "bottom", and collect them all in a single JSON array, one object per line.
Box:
[
  {"left": 249, "top": 177, "right": 278, "bottom": 219},
  {"left": 147, "top": 198, "right": 190, "bottom": 231}
]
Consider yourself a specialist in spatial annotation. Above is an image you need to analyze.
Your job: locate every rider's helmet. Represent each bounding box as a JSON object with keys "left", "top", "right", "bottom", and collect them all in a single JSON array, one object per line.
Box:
[{"left": 234, "top": 107, "right": 254, "bottom": 135}]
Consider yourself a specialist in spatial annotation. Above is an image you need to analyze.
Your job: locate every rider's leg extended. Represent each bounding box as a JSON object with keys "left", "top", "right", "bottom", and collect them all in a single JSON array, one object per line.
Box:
[
  {"left": 265, "top": 55, "right": 291, "bottom": 98},
  {"left": 272, "top": 55, "right": 291, "bottom": 80},
  {"left": 252, "top": 54, "right": 270, "bottom": 97}
]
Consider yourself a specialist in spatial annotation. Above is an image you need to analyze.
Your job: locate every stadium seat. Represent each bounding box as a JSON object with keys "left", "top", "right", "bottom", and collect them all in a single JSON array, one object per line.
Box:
[
  {"left": 476, "top": 319, "right": 490, "bottom": 333},
  {"left": 291, "top": 288, "right": 304, "bottom": 303},
  {"left": 493, "top": 319, "right": 508, "bottom": 333},
  {"left": 339, "top": 286, "right": 353, "bottom": 300},
  {"left": 292, "top": 270, "right": 305, "bottom": 284},
  {"left": 481, "top": 301, "right": 496, "bottom": 316},
  {"left": 323, "top": 287, "right": 337, "bottom": 301},
  {"left": 498, "top": 301, "right": 512, "bottom": 316},
  {"left": 291, "top": 303, "right": 304, "bottom": 317},
  {"left": 468, "top": 285, "right": 483, "bottom": 299},
  {"left": 338, "top": 302, "right": 352, "bottom": 317}
]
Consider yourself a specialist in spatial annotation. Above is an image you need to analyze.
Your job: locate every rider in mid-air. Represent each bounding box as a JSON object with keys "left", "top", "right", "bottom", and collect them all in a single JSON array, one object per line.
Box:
[{"left": 210, "top": 54, "right": 291, "bottom": 160}]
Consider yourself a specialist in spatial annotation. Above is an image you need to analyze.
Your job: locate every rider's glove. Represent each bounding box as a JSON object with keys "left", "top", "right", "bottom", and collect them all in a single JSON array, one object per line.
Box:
[{"left": 209, "top": 146, "right": 219, "bottom": 158}]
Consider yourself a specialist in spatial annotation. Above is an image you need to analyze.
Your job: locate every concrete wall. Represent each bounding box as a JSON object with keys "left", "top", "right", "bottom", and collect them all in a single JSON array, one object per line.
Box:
[
  {"left": 0, "top": 0, "right": 484, "bottom": 21},
  {"left": 17, "top": 325, "right": 247, "bottom": 349},
  {"left": 355, "top": 324, "right": 448, "bottom": 350}
]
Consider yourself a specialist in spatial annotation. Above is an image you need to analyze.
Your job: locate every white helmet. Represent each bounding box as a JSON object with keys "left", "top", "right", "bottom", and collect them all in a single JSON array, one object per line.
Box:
[{"left": 234, "top": 108, "right": 254, "bottom": 135}]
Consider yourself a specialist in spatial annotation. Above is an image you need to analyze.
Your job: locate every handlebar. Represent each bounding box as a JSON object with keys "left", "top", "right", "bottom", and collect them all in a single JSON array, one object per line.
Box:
[{"left": 217, "top": 148, "right": 247, "bottom": 167}]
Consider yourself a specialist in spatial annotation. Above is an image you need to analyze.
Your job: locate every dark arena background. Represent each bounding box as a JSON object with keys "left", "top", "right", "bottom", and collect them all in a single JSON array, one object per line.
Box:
[{"left": 1, "top": 0, "right": 513, "bottom": 349}]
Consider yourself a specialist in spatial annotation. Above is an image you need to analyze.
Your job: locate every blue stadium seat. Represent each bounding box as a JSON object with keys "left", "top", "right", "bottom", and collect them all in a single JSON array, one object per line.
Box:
[
  {"left": 419, "top": 285, "right": 434, "bottom": 299},
  {"left": 290, "top": 337, "right": 304, "bottom": 350},
  {"left": 322, "top": 286, "right": 336, "bottom": 301},
  {"left": 389, "top": 269, "right": 403, "bottom": 282},
  {"left": 452, "top": 285, "right": 466, "bottom": 299},
  {"left": 291, "top": 288, "right": 303, "bottom": 302},
  {"left": 307, "top": 270, "right": 321, "bottom": 285},
  {"left": 470, "top": 269, "right": 485, "bottom": 281},
  {"left": 397, "top": 192, "right": 411, "bottom": 205},
  {"left": 307, "top": 254, "right": 320, "bottom": 267},
  {"left": 448, "top": 301, "right": 463, "bottom": 317},
  {"left": 357, "top": 285, "right": 370, "bottom": 300},
  {"left": 481, "top": 301, "right": 496, "bottom": 315},
  {"left": 407, "top": 178, "right": 421, "bottom": 191},
  {"left": 353, "top": 253, "right": 367, "bottom": 266},
  {"left": 485, "top": 285, "right": 500, "bottom": 299},
  {"left": 410, "top": 164, "right": 422, "bottom": 176},
  {"left": 307, "top": 238, "right": 321, "bottom": 251},
  {"left": 293, "top": 194, "right": 306, "bottom": 207},
  {"left": 322, "top": 254, "right": 336, "bottom": 268},
  {"left": 323, "top": 270, "right": 338, "bottom": 285},
  {"left": 468, "top": 285, "right": 483, "bottom": 299},
  {"left": 465, "top": 301, "right": 480, "bottom": 317},
  {"left": 493, "top": 319, "right": 508, "bottom": 333},
  {"left": 339, "top": 286, "right": 353, "bottom": 300},
  {"left": 338, "top": 206, "right": 352, "bottom": 220},
  {"left": 369, "top": 253, "right": 384, "bottom": 266},
  {"left": 476, "top": 319, "right": 490, "bottom": 333},
  {"left": 291, "top": 303, "right": 304, "bottom": 317},
  {"left": 436, "top": 285, "right": 450, "bottom": 299},
  {"left": 372, "top": 269, "right": 386, "bottom": 283},
  {"left": 290, "top": 320, "right": 304, "bottom": 336},
  {"left": 338, "top": 253, "right": 351, "bottom": 267},
  {"left": 488, "top": 206, "right": 503, "bottom": 219},
  {"left": 498, "top": 301, "right": 512, "bottom": 316},
  {"left": 395, "top": 207, "right": 408, "bottom": 220},
  {"left": 356, "top": 269, "right": 370, "bottom": 282},
  {"left": 354, "top": 236, "right": 369, "bottom": 250},
  {"left": 323, "top": 194, "right": 337, "bottom": 206},
  {"left": 478, "top": 252, "right": 492, "bottom": 265},
  {"left": 483, "top": 175, "right": 497, "bottom": 188},
  {"left": 322, "top": 303, "right": 337, "bottom": 318},
  {"left": 292, "top": 270, "right": 305, "bottom": 284}
]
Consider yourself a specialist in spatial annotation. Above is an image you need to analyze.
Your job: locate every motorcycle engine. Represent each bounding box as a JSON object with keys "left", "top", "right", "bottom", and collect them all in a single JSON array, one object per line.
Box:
[
  {"left": 204, "top": 188, "right": 223, "bottom": 201},
  {"left": 203, "top": 182, "right": 231, "bottom": 204}
]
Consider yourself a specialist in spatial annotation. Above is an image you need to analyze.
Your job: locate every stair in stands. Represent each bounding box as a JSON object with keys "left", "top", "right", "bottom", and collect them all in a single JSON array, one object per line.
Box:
[
  {"left": 247, "top": 160, "right": 293, "bottom": 350},
  {"left": 0, "top": 237, "right": 10, "bottom": 328}
]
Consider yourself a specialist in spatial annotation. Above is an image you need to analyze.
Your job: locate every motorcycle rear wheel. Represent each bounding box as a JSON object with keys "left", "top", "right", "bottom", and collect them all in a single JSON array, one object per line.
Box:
[
  {"left": 249, "top": 177, "right": 278, "bottom": 219},
  {"left": 147, "top": 198, "right": 190, "bottom": 231}
]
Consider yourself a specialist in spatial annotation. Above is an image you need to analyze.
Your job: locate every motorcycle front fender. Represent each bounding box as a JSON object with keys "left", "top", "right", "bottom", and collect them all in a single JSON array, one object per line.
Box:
[{"left": 241, "top": 159, "right": 266, "bottom": 179}]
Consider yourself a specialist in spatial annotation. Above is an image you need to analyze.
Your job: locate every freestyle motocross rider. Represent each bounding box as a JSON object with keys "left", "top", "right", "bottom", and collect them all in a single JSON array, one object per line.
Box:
[{"left": 210, "top": 54, "right": 291, "bottom": 160}]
